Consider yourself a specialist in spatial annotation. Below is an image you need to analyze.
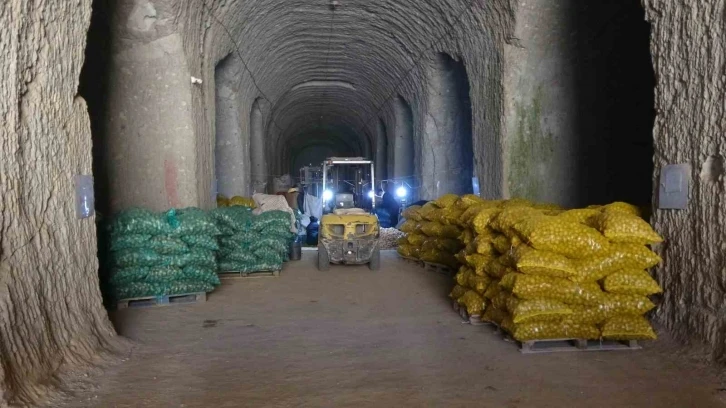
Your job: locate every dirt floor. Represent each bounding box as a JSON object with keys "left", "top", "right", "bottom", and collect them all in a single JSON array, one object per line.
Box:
[{"left": 60, "top": 251, "right": 725, "bottom": 408}]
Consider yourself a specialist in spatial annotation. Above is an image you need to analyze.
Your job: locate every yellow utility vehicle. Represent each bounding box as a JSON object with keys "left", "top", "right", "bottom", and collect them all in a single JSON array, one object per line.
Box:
[{"left": 317, "top": 158, "right": 380, "bottom": 271}]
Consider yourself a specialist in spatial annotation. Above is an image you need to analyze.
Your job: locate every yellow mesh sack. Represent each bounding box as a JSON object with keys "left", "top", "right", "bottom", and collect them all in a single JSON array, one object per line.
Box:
[
  {"left": 455, "top": 249, "right": 468, "bottom": 265},
  {"left": 230, "top": 196, "right": 256, "bottom": 208},
  {"left": 514, "top": 215, "right": 610, "bottom": 259},
  {"left": 466, "top": 253, "right": 494, "bottom": 276},
  {"left": 402, "top": 205, "right": 422, "bottom": 221},
  {"left": 601, "top": 315, "right": 657, "bottom": 340},
  {"left": 565, "top": 306, "right": 611, "bottom": 325},
  {"left": 397, "top": 244, "right": 419, "bottom": 258},
  {"left": 500, "top": 273, "right": 603, "bottom": 306},
  {"left": 433, "top": 194, "right": 460, "bottom": 209},
  {"left": 449, "top": 284, "right": 467, "bottom": 300},
  {"left": 491, "top": 234, "right": 512, "bottom": 254},
  {"left": 418, "top": 202, "right": 437, "bottom": 220},
  {"left": 481, "top": 306, "right": 508, "bottom": 325},
  {"left": 506, "top": 297, "right": 573, "bottom": 324},
  {"left": 511, "top": 320, "right": 600, "bottom": 341},
  {"left": 457, "top": 194, "right": 486, "bottom": 209},
  {"left": 475, "top": 236, "right": 497, "bottom": 256},
  {"left": 216, "top": 194, "right": 230, "bottom": 207},
  {"left": 600, "top": 293, "right": 655, "bottom": 315},
  {"left": 400, "top": 220, "right": 418, "bottom": 234},
  {"left": 442, "top": 207, "right": 465, "bottom": 226},
  {"left": 556, "top": 208, "right": 600, "bottom": 225},
  {"left": 455, "top": 267, "right": 474, "bottom": 287},
  {"left": 420, "top": 222, "right": 461, "bottom": 239},
  {"left": 471, "top": 208, "right": 502, "bottom": 235},
  {"left": 467, "top": 274, "right": 491, "bottom": 295},
  {"left": 572, "top": 243, "right": 662, "bottom": 282},
  {"left": 459, "top": 204, "right": 485, "bottom": 227},
  {"left": 459, "top": 228, "right": 475, "bottom": 245},
  {"left": 483, "top": 279, "right": 501, "bottom": 300},
  {"left": 594, "top": 211, "right": 663, "bottom": 244},
  {"left": 601, "top": 201, "right": 641, "bottom": 216},
  {"left": 457, "top": 290, "right": 485, "bottom": 316},
  {"left": 513, "top": 246, "right": 578, "bottom": 279},
  {"left": 484, "top": 256, "right": 515, "bottom": 279},
  {"left": 434, "top": 238, "right": 463, "bottom": 253},
  {"left": 406, "top": 233, "right": 427, "bottom": 247},
  {"left": 397, "top": 237, "right": 409, "bottom": 246},
  {"left": 602, "top": 269, "right": 662, "bottom": 296}
]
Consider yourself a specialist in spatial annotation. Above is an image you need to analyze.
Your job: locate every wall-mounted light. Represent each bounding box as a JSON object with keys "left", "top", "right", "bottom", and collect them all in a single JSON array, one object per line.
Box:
[{"left": 330, "top": 0, "right": 340, "bottom": 11}]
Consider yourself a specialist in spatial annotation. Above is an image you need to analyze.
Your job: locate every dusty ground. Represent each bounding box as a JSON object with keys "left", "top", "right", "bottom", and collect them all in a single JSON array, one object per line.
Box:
[{"left": 60, "top": 251, "right": 725, "bottom": 408}]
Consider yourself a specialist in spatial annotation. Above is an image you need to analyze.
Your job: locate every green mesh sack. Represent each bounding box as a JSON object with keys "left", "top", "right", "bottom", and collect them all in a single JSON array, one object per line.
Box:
[
  {"left": 181, "top": 266, "right": 221, "bottom": 285},
  {"left": 148, "top": 236, "right": 189, "bottom": 255},
  {"left": 161, "top": 249, "right": 216, "bottom": 268},
  {"left": 180, "top": 235, "right": 220, "bottom": 251},
  {"left": 167, "top": 208, "right": 221, "bottom": 236},
  {"left": 109, "top": 267, "right": 150, "bottom": 286},
  {"left": 253, "top": 248, "right": 284, "bottom": 265},
  {"left": 145, "top": 266, "right": 183, "bottom": 282},
  {"left": 110, "top": 208, "right": 171, "bottom": 235},
  {"left": 249, "top": 237, "right": 288, "bottom": 253},
  {"left": 224, "top": 251, "right": 257, "bottom": 263},
  {"left": 211, "top": 206, "right": 254, "bottom": 233},
  {"left": 251, "top": 211, "right": 290, "bottom": 231},
  {"left": 114, "top": 248, "right": 161, "bottom": 268},
  {"left": 113, "top": 280, "right": 215, "bottom": 299},
  {"left": 218, "top": 260, "right": 251, "bottom": 272},
  {"left": 219, "top": 233, "right": 257, "bottom": 250},
  {"left": 110, "top": 234, "right": 152, "bottom": 251}
]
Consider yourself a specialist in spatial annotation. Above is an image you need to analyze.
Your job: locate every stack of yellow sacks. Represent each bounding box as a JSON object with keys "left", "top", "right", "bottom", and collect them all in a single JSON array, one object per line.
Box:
[
  {"left": 396, "top": 194, "right": 470, "bottom": 269},
  {"left": 448, "top": 199, "right": 663, "bottom": 342},
  {"left": 216, "top": 195, "right": 256, "bottom": 209}
]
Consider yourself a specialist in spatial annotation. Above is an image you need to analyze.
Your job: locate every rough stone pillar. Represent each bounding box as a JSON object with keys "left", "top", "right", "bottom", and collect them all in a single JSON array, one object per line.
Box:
[
  {"left": 1, "top": 1, "right": 116, "bottom": 404},
  {"left": 105, "top": 0, "right": 198, "bottom": 211},
  {"left": 250, "top": 98, "right": 268, "bottom": 193},
  {"left": 419, "top": 54, "right": 474, "bottom": 199},
  {"left": 391, "top": 97, "right": 415, "bottom": 180},
  {"left": 374, "top": 119, "right": 388, "bottom": 184},
  {"left": 215, "top": 54, "right": 250, "bottom": 198}
]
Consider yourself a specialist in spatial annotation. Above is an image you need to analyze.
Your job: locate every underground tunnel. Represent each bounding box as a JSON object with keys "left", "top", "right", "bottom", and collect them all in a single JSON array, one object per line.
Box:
[{"left": 2, "top": 0, "right": 726, "bottom": 406}]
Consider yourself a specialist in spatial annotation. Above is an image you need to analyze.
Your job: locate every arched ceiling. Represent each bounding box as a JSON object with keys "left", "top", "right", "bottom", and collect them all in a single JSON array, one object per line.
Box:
[{"left": 204, "top": 0, "right": 476, "bottom": 171}]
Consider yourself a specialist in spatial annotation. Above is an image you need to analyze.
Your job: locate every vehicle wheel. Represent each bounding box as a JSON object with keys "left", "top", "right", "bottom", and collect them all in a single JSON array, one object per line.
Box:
[
  {"left": 318, "top": 246, "right": 330, "bottom": 271},
  {"left": 368, "top": 247, "right": 380, "bottom": 271}
]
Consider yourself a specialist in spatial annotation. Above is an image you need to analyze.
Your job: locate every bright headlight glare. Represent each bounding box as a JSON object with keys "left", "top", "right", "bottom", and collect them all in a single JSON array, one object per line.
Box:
[
  {"left": 396, "top": 186, "right": 407, "bottom": 198},
  {"left": 323, "top": 189, "right": 334, "bottom": 201}
]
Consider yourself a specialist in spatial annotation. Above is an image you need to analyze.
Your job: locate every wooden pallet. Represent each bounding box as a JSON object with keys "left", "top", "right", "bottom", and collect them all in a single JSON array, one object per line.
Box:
[
  {"left": 218, "top": 270, "right": 280, "bottom": 279},
  {"left": 116, "top": 292, "right": 206, "bottom": 310},
  {"left": 399, "top": 255, "right": 423, "bottom": 267},
  {"left": 423, "top": 261, "right": 454, "bottom": 276},
  {"left": 518, "top": 338, "right": 641, "bottom": 354}
]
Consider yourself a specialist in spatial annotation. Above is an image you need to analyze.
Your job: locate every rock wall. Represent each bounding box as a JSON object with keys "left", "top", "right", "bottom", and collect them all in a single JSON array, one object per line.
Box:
[
  {"left": 0, "top": 1, "right": 116, "bottom": 404},
  {"left": 503, "top": 0, "right": 655, "bottom": 208},
  {"left": 642, "top": 0, "right": 726, "bottom": 361}
]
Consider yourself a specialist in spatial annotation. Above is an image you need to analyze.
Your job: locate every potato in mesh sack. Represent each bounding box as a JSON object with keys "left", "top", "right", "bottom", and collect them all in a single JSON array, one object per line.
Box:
[
  {"left": 483, "top": 255, "right": 515, "bottom": 279},
  {"left": 434, "top": 238, "right": 464, "bottom": 253},
  {"left": 471, "top": 208, "right": 502, "bottom": 235},
  {"left": 500, "top": 273, "right": 603, "bottom": 306},
  {"left": 420, "top": 249, "right": 459, "bottom": 269},
  {"left": 229, "top": 196, "right": 256, "bottom": 208},
  {"left": 459, "top": 204, "right": 486, "bottom": 227},
  {"left": 167, "top": 207, "right": 221, "bottom": 236},
  {"left": 490, "top": 291, "right": 509, "bottom": 311},
  {"left": 442, "top": 207, "right": 465, "bottom": 226},
  {"left": 112, "top": 280, "right": 215, "bottom": 300},
  {"left": 455, "top": 267, "right": 474, "bottom": 287},
  {"left": 110, "top": 208, "right": 172, "bottom": 235},
  {"left": 499, "top": 198, "right": 534, "bottom": 209},
  {"left": 399, "top": 220, "right": 418, "bottom": 234},
  {"left": 556, "top": 208, "right": 600, "bottom": 225},
  {"left": 474, "top": 235, "right": 496, "bottom": 255},
  {"left": 433, "top": 194, "right": 459, "bottom": 208},
  {"left": 491, "top": 234, "right": 513, "bottom": 254},
  {"left": 489, "top": 206, "right": 540, "bottom": 237},
  {"left": 459, "top": 228, "right": 475, "bottom": 245},
  {"left": 508, "top": 319, "right": 600, "bottom": 341},
  {"left": 483, "top": 279, "right": 501, "bottom": 300},
  {"left": 456, "top": 194, "right": 486, "bottom": 209},
  {"left": 514, "top": 215, "right": 610, "bottom": 259},
  {"left": 465, "top": 253, "right": 494, "bottom": 276},
  {"left": 593, "top": 211, "right": 663, "bottom": 244},
  {"left": 147, "top": 236, "right": 189, "bottom": 255},
  {"left": 457, "top": 290, "right": 485, "bottom": 316},
  {"left": 114, "top": 248, "right": 162, "bottom": 268},
  {"left": 600, "top": 293, "right": 655, "bottom": 315},
  {"left": 482, "top": 306, "right": 508, "bottom": 325},
  {"left": 110, "top": 234, "right": 152, "bottom": 251},
  {"left": 402, "top": 205, "right": 422, "bottom": 221},
  {"left": 506, "top": 297, "right": 574, "bottom": 324},
  {"left": 512, "top": 246, "right": 578, "bottom": 279},
  {"left": 601, "top": 315, "right": 657, "bottom": 340},
  {"left": 449, "top": 284, "right": 468, "bottom": 300},
  {"left": 180, "top": 234, "right": 220, "bottom": 251},
  {"left": 406, "top": 233, "right": 427, "bottom": 247},
  {"left": 420, "top": 222, "right": 461, "bottom": 239},
  {"left": 572, "top": 243, "right": 662, "bottom": 282},
  {"left": 601, "top": 201, "right": 642, "bottom": 216},
  {"left": 602, "top": 269, "right": 662, "bottom": 296},
  {"left": 467, "top": 274, "right": 491, "bottom": 295},
  {"left": 397, "top": 244, "right": 418, "bottom": 258}
]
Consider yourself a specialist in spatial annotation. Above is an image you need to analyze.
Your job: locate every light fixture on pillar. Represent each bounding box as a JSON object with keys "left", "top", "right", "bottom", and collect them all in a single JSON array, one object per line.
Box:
[{"left": 329, "top": 0, "right": 340, "bottom": 11}]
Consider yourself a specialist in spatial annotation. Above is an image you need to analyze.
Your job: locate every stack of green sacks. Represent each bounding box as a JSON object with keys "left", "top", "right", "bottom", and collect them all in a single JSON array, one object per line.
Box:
[
  {"left": 108, "top": 208, "right": 222, "bottom": 300},
  {"left": 211, "top": 207, "right": 293, "bottom": 272}
]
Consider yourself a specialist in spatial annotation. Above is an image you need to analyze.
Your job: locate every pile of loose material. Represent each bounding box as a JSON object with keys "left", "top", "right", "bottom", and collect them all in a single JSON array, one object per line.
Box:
[
  {"left": 107, "top": 208, "right": 221, "bottom": 300},
  {"left": 400, "top": 195, "right": 664, "bottom": 342},
  {"left": 211, "top": 206, "right": 293, "bottom": 273},
  {"left": 380, "top": 227, "right": 405, "bottom": 249}
]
